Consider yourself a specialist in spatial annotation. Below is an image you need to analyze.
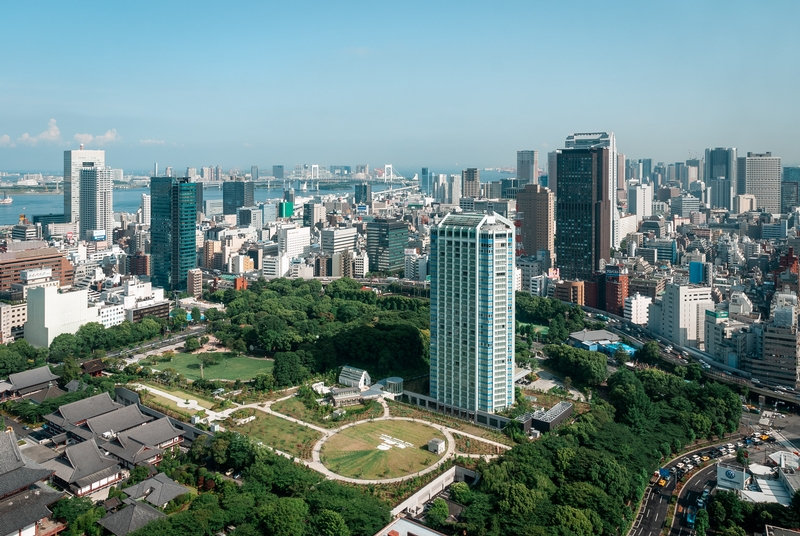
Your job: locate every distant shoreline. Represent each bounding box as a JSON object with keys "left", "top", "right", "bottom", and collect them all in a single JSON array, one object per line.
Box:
[{"left": 0, "top": 184, "right": 149, "bottom": 195}]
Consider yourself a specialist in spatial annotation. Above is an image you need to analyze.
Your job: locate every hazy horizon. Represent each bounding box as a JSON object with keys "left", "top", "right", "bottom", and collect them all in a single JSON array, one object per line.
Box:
[{"left": 2, "top": 1, "right": 800, "bottom": 171}]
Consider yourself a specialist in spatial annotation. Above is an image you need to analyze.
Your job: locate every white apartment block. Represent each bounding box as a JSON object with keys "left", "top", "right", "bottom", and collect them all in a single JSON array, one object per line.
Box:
[
  {"left": 99, "top": 304, "right": 125, "bottom": 328},
  {"left": 278, "top": 225, "right": 311, "bottom": 259},
  {"left": 141, "top": 194, "right": 151, "bottom": 225},
  {"left": 628, "top": 182, "right": 653, "bottom": 222},
  {"left": 0, "top": 303, "right": 27, "bottom": 344},
  {"left": 648, "top": 283, "right": 714, "bottom": 349},
  {"left": 404, "top": 251, "right": 429, "bottom": 281},
  {"left": 262, "top": 255, "right": 291, "bottom": 279},
  {"left": 430, "top": 213, "right": 515, "bottom": 414},
  {"left": 321, "top": 227, "right": 358, "bottom": 255},
  {"left": 624, "top": 292, "right": 652, "bottom": 326},
  {"left": 352, "top": 250, "right": 369, "bottom": 278}
]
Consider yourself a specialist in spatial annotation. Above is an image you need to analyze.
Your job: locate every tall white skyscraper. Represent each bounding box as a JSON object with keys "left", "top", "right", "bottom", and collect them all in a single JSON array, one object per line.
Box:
[
  {"left": 79, "top": 166, "right": 114, "bottom": 240},
  {"left": 64, "top": 147, "right": 105, "bottom": 223},
  {"left": 628, "top": 182, "right": 653, "bottom": 222},
  {"left": 141, "top": 194, "right": 151, "bottom": 226},
  {"left": 738, "top": 152, "right": 782, "bottom": 214},
  {"left": 565, "top": 132, "right": 619, "bottom": 247},
  {"left": 430, "top": 213, "right": 515, "bottom": 414}
]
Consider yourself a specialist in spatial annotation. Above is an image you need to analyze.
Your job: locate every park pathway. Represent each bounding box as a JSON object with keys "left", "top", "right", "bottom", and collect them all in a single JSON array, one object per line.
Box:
[
  {"left": 140, "top": 384, "right": 514, "bottom": 485},
  {"left": 130, "top": 383, "right": 227, "bottom": 422}
]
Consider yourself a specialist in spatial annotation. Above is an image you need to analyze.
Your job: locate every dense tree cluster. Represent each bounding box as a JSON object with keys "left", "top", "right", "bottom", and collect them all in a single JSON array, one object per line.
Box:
[
  {"left": 119, "top": 431, "right": 389, "bottom": 536},
  {"left": 542, "top": 345, "right": 609, "bottom": 387},
  {"left": 516, "top": 294, "right": 598, "bottom": 343},
  {"left": 439, "top": 368, "right": 743, "bottom": 536},
  {"left": 206, "top": 277, "right": 431, "bottom": 379},
  {"left": 708, "top": 489, "right": 800, "bottom": 535}
]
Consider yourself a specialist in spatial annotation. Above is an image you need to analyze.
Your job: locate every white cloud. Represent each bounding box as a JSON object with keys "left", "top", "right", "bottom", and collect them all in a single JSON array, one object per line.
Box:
[
  {"left": 95, "top": 129, "right": 119, "bottom": 144},
  {"left": 17, "top": 118, "right": 61, "bottom": 145},
  {"left": 73, "top": 128, "right": 119, "bottom": 146},
  {"left": 139, "top": 139, "right": 166, "bottom": 145},
  {"left": 74, "top": 133, "right": 94, "bottom": 144},
  {"left": 0, "top": 134, "right": 13, "bottom": 148}
]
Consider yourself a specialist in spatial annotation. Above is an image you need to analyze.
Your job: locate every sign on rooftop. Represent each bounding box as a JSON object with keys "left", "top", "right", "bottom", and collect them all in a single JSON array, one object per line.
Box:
[{"left": 20, "top": 267, "right": 52, "bottom": 281}]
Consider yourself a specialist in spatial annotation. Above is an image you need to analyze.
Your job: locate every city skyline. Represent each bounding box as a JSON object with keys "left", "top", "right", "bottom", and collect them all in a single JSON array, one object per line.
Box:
[{"left": 2, "top": 2, "right": 800, "bottom": 170}]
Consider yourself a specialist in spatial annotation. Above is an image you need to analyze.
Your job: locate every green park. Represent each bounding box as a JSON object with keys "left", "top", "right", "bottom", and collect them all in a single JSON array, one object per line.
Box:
[
  {"left": 320, "top": 420, "right": 446, "bottom": 479},
  {"left": 152, "top": 351, "right": 274, "bottom": 381}
]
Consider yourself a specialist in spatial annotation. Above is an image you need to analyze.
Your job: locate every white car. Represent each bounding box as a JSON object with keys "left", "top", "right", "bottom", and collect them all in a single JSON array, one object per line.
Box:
[
  {"left": 676, "top": 462, "right": 685, "bottom": 469},
  {"left": 685, "top": 464, "right": 695, "bottom": 471},
  {"left": 726, "top": 443, "right": 735, "bottom": 449}
]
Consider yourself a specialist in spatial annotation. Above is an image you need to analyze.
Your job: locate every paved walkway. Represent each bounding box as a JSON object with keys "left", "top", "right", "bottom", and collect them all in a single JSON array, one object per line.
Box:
[
  {"left": 131, "top": 383, "right": 227, "bottom": 422},
  {"left": 529, "top": 369, "right": 587, "bottom": 401},
  {"left": 307, "top": 415, "right": 457, "bottom": 484},
  {"left": 136, "top": 383, "right": 512, "bottom": 484},
  {"left": 224, "top": 392, "right": 510, "bottom": 484}
]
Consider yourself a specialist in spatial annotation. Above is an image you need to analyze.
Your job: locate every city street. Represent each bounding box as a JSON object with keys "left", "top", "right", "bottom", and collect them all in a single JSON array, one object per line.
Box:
[{"left": 669, "top": 463, "right": 716, "bottom": 536}]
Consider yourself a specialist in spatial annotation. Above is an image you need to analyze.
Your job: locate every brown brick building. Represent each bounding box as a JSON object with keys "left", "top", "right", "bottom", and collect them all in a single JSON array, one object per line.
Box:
[{"left": 0, "top": 248, "right": 73, "bottom": 291}]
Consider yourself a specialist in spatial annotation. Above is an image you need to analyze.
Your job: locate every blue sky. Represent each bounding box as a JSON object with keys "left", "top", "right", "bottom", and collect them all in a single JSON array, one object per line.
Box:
[{"left": 1, "top": 1, "right": 799, "bottom": 173}]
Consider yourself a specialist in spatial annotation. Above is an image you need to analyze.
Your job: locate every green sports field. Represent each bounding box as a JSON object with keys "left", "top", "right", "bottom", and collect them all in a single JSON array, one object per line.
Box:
[
  {"left": 320, "top": 420, "right": 446, "bottom": 479},
  {"left": 155, "top": 352, "right": 273, "bottom": 381}
]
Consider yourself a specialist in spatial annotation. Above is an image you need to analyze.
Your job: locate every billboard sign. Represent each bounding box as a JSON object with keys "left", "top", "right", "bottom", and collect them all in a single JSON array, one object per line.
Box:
[{"left": 717, "top": 463, "right": 746, "bottom": 490}]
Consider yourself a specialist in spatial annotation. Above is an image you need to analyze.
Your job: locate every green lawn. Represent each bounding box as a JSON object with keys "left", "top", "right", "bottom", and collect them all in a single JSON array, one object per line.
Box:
[
  {"left": 272, "top": 396, "right": 384, "bottom": 429},
  {"left": 519, "top": 322, "right": 549, "bottom": 335},
  {"left": 155, "top": 352, "right": 273, "bottom": 381},
  {"left": 321, "top": 420, "right": 446, "bottom": 479},
  {"left": 137, "top": 381, "right": 216, "bottom": 409},
  {"left": 234, "top": 413, "right": 322, "bottom": 459}
]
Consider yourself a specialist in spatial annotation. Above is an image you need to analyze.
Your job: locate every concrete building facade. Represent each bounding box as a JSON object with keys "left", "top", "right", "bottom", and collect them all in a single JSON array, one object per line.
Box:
[{"left": 430, "top": 213, "right": 515, "bottom": 415}]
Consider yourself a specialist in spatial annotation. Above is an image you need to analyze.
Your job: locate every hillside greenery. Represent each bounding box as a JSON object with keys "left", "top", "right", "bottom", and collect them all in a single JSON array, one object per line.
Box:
[{"left": 437, "top": 367, "right": 742, "bottom": 536}]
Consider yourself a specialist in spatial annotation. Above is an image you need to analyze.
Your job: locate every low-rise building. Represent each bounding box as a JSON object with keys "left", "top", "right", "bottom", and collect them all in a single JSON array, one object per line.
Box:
[
  {"left": 624, "top": 292, "right": 652, "bottom": 325},
  {"left": 0, "top": 365, "right": 60, "bottom": 401},
  {"left": 41, "top": 439, "right": 124, "bottom": 497},
  {"left": 0, "top": 428, "right": 66, "bottom": 536},
  {"left": 97, "top": 498, "right": 166, "bottom": 536},
  {"left": 102, "top": 417, "right": 184, "bottom": 468},
  {"left": 122, "top": 473, "right": 191, "bottom": 509},
  {"left": 339, "top": 366, "right": 371, "bottom": 390},
  {"left": 44, "top": 392, "right": 124, "bottom": 436},
  {"left": 0, "top": 302, "right": 27, "bottom": 344}
]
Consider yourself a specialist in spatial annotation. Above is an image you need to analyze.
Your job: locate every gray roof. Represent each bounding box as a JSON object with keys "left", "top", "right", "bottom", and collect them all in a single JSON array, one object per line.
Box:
[
  {"left": 45, "top": 392, "right": 122, "bottom": 428},
  {"left": 5, "top": 366, "right": 60, "bottom": 393},
  {"left": 0, "top": 482, "right": 64, "bottom": 535},
  {"left": 569, "top": 329, "right": 620, "bottom": 343},
  {"left": 23, "top": 384, "right": 66, "bottom": 404},
  {"left": 65, "top": 379, "right": 88, "bottom": 393},
  {"left": 97, "top": 498, "right": 166, "bottom": 536},
  {"left": 532, "top": 401, "right": 574, "bottom": 424},
  {"left": 123, "top": 473, "right": 190, "bottom": 507},
  {"left": 40, "top": 439, "right": 120, "bottom": 487},
  {"left": 103, "top": 418, "right": 182, "bottom": 465},
  {"left": 84, "top": 404, "right": 151, "bottom": 438},
  {"left": 0, "top": 429, "right": 54, "bottom": 499}
]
